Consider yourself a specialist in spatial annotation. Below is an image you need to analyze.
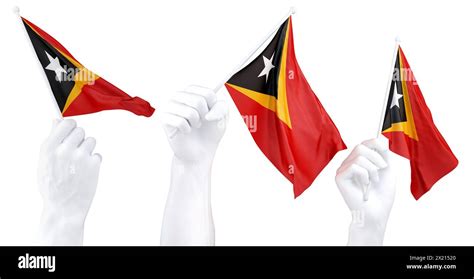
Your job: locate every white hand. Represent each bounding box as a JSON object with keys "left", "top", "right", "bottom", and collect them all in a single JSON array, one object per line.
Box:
[
  {"left": 38, "top": 119, "right": 101, "bottom": 245},
  {"left": 160, "top": 85, "right": 228, "bottom": 246},
  {"left": 336, "top": 137, "right": 395, "bottom": 245},
  {"left": 162, "top": 85, "right": 228, "bottom": 164}
]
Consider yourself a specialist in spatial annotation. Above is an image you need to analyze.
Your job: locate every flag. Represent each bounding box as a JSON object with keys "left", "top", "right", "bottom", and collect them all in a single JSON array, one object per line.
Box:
[
  {"left": 22, "top": 17, "right": 155, "bottom": 117},
  {"left": 225, "top": 17, "right": 346, "bottom": 197},
  {"left": 381, "top": 46, "right": 458, "bottom": 199}
]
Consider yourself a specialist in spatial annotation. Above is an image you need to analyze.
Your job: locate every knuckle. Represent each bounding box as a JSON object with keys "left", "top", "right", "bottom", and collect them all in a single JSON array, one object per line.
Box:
[
  {"left": 65, "top": 118, "right": 77, "bottom": 126},
  {"left": 185, "top": 108, "right": 198, "bottom": 120},
  {"left": 352, "top": 145, "right": 363, "bottom": 155},
  {"left": 86, "top": 137, "right": 96, "bottom": 145},
  {"left": 348, "top": 164, "right": 359, "bottom": 173},
  {"left": 355, "top": 144, "right": 365, "bottom": 153},
  {"left": 178, "top": 118, "right": 188, "bottom": 129},
  {"left": 204, "top": 92, "right": 214, "bottom": 101},
  {"left": 354, "top": 156, "right": 363, "bottom": 165},
  {"left": 185, "top": 85, "right": 199, "bottom": 92},
  {"left": 73, "top": 148, "right": 87, "bottom": 159},
  {"left": 188, "top": 97, "right": 200, "bottom": 109},
  {"left": 193, "top": 96, "right": 207, "bottom": 109},
  {"left": 55, "top": 144, "right": 70, "bottom": 157},
  {"left": 62, "top": 119, "right": 76, "bottom": 129},
  {"left": 75, "top": 127, "right": 85, "bottom": 136}
]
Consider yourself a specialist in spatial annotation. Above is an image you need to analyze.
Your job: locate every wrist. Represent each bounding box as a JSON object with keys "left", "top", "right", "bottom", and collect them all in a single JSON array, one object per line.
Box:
[
  {"left": 162, "top": 155, "right": 216, "bottom": 246},
  {"left": 347, "top": 210, "right": 387, "bottom": 246},
  {"left": 173, "top": 149, "right": 216, "bottom": 167},
  {"left": 172, "top": 155, "right": 214, "bottom": 181},
  {"left": 169, "top": 155, "right": 213, "bottom": 204},
  {"left": 39, "top": 203, "right": 86, "bottom": 245}
]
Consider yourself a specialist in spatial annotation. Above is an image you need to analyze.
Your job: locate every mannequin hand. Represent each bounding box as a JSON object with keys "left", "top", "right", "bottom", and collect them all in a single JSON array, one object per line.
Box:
[
  {"left": 336, "top": 137, "right": 395, "bottom": 245},
  {"left": 160, "top": 85, "right": 227, "bottom": 246},
  {"left": 161, "top": 85, "right": 228, "bottom": 164},
  {"left": 38, "top": 119, "right": 101, "bottom": 245}
]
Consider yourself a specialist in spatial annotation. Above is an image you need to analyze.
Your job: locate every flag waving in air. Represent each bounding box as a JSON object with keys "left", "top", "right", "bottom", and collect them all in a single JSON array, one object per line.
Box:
[
  {"left": 381, "top": 46, "right": 458, "bottom": 199},
  {"left": 225, "top": 17, "right": 346, "bottom": 197},
  {"left": 21, "top": 17, "right": 155, "bottom": 117}
]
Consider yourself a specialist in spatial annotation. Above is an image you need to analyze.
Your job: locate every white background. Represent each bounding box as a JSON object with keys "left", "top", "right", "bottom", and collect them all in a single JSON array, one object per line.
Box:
[{"left": 0, "top": 0, "right": 472, "bottom": 245}]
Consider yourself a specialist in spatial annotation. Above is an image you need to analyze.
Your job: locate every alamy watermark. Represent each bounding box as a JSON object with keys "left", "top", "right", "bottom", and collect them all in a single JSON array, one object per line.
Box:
[
  {"left": 242, "top": 114, "right": 257, "bottom": 133},
  {"left": 18, "top": 253, "right": 55, "bottom": 272},
  {"left": 54, "top": 66, "right": 96, "bottom": 85},
  {"left": 393, "top": 67, "right": 417, "bottom": 85}
]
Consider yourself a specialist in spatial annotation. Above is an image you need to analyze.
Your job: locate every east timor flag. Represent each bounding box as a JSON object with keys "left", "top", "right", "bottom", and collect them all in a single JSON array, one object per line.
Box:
[
  {"left": 382, "top": 46, "right": 458, "bottom": 200},
  {"left": 225, "top": 17, "right": 346, "bottom": 197},
  {"left": 22, "top": 17, "right": 155, "bottom": 117}
]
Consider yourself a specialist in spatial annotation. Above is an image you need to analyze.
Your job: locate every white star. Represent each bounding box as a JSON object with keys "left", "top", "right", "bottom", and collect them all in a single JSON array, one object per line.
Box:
[
  {"left": 45, "top": 51, "right": 67, "bottom": 82},
  {"left": 258, "top": 52, "right": 275, "bottom": 83},
  {"left": 390, "top": 84, "right": 404, "bottom": 109}
]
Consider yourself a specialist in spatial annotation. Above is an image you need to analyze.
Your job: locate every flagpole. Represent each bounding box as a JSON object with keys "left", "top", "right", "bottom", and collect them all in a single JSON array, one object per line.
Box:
[
  {"left": 376, "top": 37, "right": 400, "bottom": 138},
  {"left": 14, "top": 6, "right": 63, "bottom": 120},
  {"left": 212, "top": 7, "right": 296, "bottom": 93},
  {"left": 362, "top": 37, "right": 401, "bottom": 201}
]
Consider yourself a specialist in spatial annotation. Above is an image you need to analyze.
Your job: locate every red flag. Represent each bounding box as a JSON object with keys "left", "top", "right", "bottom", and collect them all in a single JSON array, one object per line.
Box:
[
  {"left": 22, "top": 17, "right": 155, "bottom": 117},
  {"left": 381, "top": 46, "right": 458, "bottom": 199},
  {"left": 225, "top": 17, "right": 346, "bottom": 197}
]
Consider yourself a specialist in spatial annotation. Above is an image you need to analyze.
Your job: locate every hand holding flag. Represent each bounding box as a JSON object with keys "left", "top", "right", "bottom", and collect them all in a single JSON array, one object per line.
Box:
[
  {"left": 161, "top": 85, "right": 228, "bottom": 163},
  {"left": 336, "top": 138, "right": 395, "bottom": 245}
]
